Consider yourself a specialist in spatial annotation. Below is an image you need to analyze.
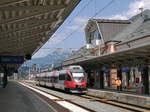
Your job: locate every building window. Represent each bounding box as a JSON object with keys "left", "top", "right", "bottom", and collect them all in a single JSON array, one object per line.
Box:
[
  {"left": 89, "top": 30, "right": 101, "bottom": 43},
  {"left": 94, "top": 30, "right": 101, "bottom": 40}
]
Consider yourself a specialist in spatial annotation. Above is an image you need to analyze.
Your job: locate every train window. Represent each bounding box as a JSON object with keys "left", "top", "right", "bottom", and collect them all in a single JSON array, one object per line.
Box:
[
  {"left": 72, "top": 73, "right": 84, "bottom": 82},
  {"left": 50, "top": 77, "right": 53, "bottom": 82},
  {"left": 54, "top": 77, "right": 58, "bottom": 83},
  {"left": 72, "top": 73, "right": 84, "bottom": 77},
  {"left": 49, "top": 77, "right": 51, "bottom": 82},
  {"left": 66, "top": 75, "right": 72, "bottom": 81},
  {"left": 59, "top": 74, "right": 65, "bottom": 80},
  {"left": 73, "top": 67, "right": 80, "bottom": 69}
]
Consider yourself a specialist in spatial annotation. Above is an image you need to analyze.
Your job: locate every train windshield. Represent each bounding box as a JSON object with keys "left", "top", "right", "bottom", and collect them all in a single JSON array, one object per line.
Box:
[{"left": 72, "top": 73, "right": 84, "bottom": 82}]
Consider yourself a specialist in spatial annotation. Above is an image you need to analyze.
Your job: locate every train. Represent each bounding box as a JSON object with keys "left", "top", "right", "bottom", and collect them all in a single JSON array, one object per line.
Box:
[{"left": 34, "top": 65, "right": 87, "bottom": 93}]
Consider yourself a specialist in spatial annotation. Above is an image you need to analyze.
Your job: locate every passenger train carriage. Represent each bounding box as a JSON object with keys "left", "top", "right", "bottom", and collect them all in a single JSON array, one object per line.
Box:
[{"left": 35, "top": 65, "right": 87, "bottom": 93}]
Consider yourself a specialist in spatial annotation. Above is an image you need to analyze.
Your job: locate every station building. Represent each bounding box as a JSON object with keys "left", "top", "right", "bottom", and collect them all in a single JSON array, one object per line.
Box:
[{"left": 63, "top": 10, "right": 150, "bottom": 95}]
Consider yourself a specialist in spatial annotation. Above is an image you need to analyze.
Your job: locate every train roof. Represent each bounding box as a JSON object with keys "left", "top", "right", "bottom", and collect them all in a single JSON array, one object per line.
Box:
[
  {"left": 36, "top": 65, "right": 84, "bottom": 77},
  {"left": 46, "top": 71, "right": 59, "bottom": 77},
  {"left": 63, "top": 65, "right": 83, "bottom": 70}
]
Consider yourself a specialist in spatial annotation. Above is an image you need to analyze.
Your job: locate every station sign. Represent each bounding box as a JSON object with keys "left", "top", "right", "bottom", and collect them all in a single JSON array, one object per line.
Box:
[
  {"left": 121, "top": 68, "right": 130, "bottom": 72},
  {"left": 7, "top": 67, "right": 17, "bottom": 72},
  {"left": 0, "top": 56, "right": 24, "bottom": 64}
]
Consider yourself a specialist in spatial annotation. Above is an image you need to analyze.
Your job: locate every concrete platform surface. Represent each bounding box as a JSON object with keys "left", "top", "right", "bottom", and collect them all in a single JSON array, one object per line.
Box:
[
  {"left": 0, "top": 81, "right": 55, "bottom": 112},
  {"left": 87, "top": 89, "right": 150, "bottom": 109}
]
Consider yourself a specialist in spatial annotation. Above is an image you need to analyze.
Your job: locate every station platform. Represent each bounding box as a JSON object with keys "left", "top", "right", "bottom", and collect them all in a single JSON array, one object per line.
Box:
[
  {"left": 0, "top": 81, "right": 56, "bottom": 112},
  {"left": 87, "top": 89, "right": 150, "bottom": 109}
]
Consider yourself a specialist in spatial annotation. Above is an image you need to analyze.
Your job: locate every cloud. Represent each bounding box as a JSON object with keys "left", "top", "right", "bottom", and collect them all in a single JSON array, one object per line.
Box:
[
  {"left": 48, "top": 33, "right": 67, "bottom": 46},
  {"left": 33, "top": 33, "right": 68, "bottom": 58},
  {"left": 106, "top": 0, "right": 150, "bottom": 20},
  {"left": 65, "top": 17, "right": 88, "bottom": 31},
  {"left": 33, "top": 49, "right": 50, "bottom": 58},
  {"left": 74, "top": 17, "right": 88, "bottom": 23},
  {"left": 41, "top": 17, "right": 88, "bottom": 49},
  {"left": 108, "top": 14, "right": 128, "bottom": 20},
  {"left": 65, "top": 25, "right": 86, "bottom": 32},
  {"left": 66, "top": 25, "right": 79, "bottom": 30},
  {"left": 126, "top": 0, "right": 145, "bottom": 17}
]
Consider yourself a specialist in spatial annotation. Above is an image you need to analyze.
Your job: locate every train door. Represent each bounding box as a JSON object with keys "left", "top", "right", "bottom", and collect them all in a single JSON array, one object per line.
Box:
[
  {"left": 58, "top": 73, "right": 65, "bottom": 90},
  {"left": 64, "top": 73, "right": 73, "bottom": 90}
]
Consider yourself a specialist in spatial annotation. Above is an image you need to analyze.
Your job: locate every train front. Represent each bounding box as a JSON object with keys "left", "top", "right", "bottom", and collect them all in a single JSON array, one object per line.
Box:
[{"left": 65, "top": 66, "right": 87, "bottom": 93}]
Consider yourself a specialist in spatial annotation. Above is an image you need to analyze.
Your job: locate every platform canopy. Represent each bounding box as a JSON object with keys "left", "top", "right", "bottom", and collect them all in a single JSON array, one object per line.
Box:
[
  {"left": 74, "top": 41, "right": 150, "bottom": 69},
  {"left": 0, "top": 0, "right": 80, "bottom": 69}
]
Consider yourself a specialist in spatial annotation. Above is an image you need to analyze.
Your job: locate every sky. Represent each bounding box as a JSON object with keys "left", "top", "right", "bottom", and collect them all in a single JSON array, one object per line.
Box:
[{"left": 33, "top": 0, "right": 150, "bottom": 58}]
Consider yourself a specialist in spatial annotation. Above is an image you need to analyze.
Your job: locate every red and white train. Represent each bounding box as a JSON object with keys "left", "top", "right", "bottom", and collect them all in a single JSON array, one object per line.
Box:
[{"left": 35, "top": 65, "right": 87, "bottom": 93}]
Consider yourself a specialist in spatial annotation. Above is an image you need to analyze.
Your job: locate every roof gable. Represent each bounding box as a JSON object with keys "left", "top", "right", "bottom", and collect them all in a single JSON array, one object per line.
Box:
[
  {"left": 98, "top": 22, "right": 129, "bottom": 42},
  {"left": 85, "top": 19, "right": 130, "bottom": 43}
]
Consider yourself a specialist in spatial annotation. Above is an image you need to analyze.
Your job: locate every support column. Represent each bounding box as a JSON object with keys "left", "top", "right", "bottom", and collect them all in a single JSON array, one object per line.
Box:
[
  {"left": 141, "top": 67, "right": 149, "bottom": 95},
  {"left": 127, "top": 71, "right": 130, "bottom": 86},
  {"left": 86, "top": 69, "right": 93, "bottom": 88},
  {"left": 100, "top": 70, "right": 104, "bottom": 89},
  {"left": 117, "top": 69, "right": 122, "bottom": 91},
  {"left": 3, "top": 66, "right": 8, "bottom": 88}
]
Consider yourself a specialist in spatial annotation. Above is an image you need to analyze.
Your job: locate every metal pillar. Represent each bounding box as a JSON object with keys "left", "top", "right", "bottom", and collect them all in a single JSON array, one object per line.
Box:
[{"left": 3, "top": 66, "right": 8, "bottom": 88}]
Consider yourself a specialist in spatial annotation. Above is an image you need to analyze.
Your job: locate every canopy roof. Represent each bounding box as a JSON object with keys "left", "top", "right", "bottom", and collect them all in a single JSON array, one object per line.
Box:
[{"left": 0, "top": 0, "right": 80, "bottom": 70}]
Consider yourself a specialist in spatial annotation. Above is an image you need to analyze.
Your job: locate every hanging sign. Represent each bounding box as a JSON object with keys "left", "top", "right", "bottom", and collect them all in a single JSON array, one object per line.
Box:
[{"left": 0, "top": 56, "right": 24, "bottom": 64}]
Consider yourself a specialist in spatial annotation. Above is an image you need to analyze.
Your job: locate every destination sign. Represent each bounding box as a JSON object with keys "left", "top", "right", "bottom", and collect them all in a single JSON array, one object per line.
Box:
[{"left": 0, "top": 56, "right": 24, "bottom": 64}]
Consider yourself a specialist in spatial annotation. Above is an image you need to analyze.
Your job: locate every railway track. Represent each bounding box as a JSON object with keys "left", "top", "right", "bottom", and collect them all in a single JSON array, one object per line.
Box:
[
  {"left": 20, "top": 82, "right": 94, "bottom": 112},
  {"left": 76, "top": 95, "right": 149, "bottom": 112},
  {"left": 21, "top": 81, "right": 150, "bottom": 112},
  {"left": 34, "top": 89, "right": 96, "bottom": 112}
]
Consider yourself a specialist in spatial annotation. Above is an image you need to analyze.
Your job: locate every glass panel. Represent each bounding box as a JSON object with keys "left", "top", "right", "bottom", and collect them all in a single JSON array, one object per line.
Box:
[
  {"left": 66, "top": 75, "right": 72, "bottom": 81},
  {"left": 72, "top": 73, "right": 84, "bottom": 82},
  {"left": 90, "top": 30, "right": 101, "bottom": 41},
  {"left": 74, "top": 77, "right": 84, "bottom": 82},
  {"left": 94, "top": 31, "right": 101, "bottom": 39},
  {"left": 59, "top": 74, "right": 65, "bottom": 80},
  {"left": 72, "top": 73, "right": 84, "bottom": 77}
]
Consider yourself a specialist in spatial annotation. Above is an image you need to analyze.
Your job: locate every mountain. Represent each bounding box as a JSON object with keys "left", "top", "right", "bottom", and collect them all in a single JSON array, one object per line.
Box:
[
  {"left": 18, "top": 66, "right": 30, "bottom": 72},
  {"left": 23, "top": 49, "right": 75, "bottom": 70}
]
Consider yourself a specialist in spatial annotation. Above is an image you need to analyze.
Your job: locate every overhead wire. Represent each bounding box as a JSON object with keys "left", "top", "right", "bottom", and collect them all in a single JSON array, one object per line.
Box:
[
  {"left": 40, "top": 47, "right": 78, "bottom": 51},
  {"left": 92, "top": 0, "right": 115, "bottom": 18},
  {"left": 32, "top": 0, "right": 116, "bottom": 68},
  {"left": 50, "top": 0, "right": 92, "bottom": 39},
  {"left": 52, "top": 0, "right": 116, "bottom": 47},
  {"left": 36, "top": 0, "right": 116, "bottom": 59},
  {"left": 45, "top": 0, "right": 92, "bottom": 51}
]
